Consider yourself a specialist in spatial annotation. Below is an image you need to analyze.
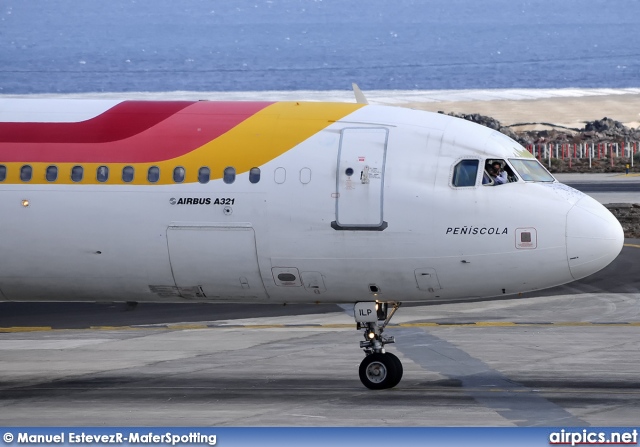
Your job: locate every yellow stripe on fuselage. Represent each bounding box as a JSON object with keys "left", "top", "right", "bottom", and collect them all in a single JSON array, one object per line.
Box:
[{"left": 2, "top": 102, "right": 364, "bottom": 186}]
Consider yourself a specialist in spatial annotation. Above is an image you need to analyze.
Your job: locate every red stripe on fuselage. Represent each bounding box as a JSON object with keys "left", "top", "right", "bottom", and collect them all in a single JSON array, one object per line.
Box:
[
  {"left": 0, "top": 101, "right": 193, "bottom": 143},
  {"left": 0, "top": 101, "right": 274, "bottom": 163}
]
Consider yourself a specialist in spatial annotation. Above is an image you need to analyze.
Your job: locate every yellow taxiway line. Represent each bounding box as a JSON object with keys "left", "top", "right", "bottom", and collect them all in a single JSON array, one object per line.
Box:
[{"left": 2, "top": 321, "right": 640, "bottom": 333}]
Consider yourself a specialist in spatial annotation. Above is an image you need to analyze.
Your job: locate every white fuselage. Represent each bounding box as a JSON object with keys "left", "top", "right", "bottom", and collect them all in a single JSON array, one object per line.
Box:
[{"left": 0, "top": 101, "right": 624, "bottom": 303}]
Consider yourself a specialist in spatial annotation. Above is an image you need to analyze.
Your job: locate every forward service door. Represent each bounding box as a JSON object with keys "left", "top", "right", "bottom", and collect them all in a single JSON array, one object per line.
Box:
[
  {"left": 333, "top": 127, "right": 388, "bottom": 230},
  {"left": 167, "top": 224, "right": 267, "bottom": 300}
]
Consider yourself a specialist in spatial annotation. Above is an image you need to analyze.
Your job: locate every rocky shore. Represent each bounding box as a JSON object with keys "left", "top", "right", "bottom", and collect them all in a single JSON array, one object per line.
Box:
[
  {"left": 605, "top": 204, "right": 640, "bottom": 239},
  {"left": 442, "top": 112, "right": 640, "bottom": 174}
]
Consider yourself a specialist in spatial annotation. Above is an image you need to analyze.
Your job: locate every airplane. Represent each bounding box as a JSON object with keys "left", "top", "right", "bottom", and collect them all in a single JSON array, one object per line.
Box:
[{"left": 0, "top": 94, "right": 624, "bottom": 390}]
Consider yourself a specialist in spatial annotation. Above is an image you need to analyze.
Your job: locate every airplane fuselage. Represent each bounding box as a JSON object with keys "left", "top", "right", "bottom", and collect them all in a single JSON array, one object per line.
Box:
[{"left": 0, "top": 99, "right": 624, "bottom": 304}]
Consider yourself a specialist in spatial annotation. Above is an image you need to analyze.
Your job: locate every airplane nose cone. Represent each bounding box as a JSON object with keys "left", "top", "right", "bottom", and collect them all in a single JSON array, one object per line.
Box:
[{"left": 566, "top": 195, "right": 624, "bottom": 280}]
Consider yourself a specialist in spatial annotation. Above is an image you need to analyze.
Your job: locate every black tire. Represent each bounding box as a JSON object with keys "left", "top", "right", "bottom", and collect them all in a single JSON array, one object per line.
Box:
[
  {"left": 359, "top": 353, "right": 399, "bottom": 390},
  {"left": 385, "top": 352, "right": 404, "bottom": 388}
]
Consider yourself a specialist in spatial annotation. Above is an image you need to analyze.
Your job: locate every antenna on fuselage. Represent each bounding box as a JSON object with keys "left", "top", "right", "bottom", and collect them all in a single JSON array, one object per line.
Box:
[{"left": 352, "top": 83, "right": 369, "bottom": 104}]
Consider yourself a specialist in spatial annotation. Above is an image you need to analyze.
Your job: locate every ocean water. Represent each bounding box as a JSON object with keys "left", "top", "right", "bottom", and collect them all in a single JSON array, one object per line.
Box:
[{"left": 1, "top": 0, "right": 639, "bottom": 94}]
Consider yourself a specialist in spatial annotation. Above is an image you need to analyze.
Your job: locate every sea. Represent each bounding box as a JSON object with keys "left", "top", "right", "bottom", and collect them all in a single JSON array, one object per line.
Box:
[{"left": 1, "top": 0, "right": 639, "bottom": 95}]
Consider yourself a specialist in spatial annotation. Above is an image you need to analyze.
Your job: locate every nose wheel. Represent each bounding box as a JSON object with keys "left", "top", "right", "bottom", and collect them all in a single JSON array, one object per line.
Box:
[
  {"left": 354, "top": 301, "right": 403, "bottom": 389},
  {"left": 359, "top": 352, "right": 403, "bottom": 390}
]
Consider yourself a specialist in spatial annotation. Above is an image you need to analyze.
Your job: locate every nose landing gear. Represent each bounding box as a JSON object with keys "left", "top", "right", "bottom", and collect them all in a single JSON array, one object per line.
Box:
[{"left": 354, "top": 301, "right": 402, "bottom": 389}]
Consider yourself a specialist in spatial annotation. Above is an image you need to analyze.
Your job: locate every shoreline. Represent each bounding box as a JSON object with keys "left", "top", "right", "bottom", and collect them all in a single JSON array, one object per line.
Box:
[
  {"left": 3, "top": 87, "right": 640, "bottom": 99},
  {"left": 405, "top": 93, "right": 640, "bottom": 129},
  {"left": 3, "top": 87, "right": 639, "bottom": 128}
]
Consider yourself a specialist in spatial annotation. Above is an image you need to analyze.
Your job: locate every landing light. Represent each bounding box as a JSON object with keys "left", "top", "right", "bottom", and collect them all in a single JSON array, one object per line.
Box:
[
  {"left": 367, "top": 332, "right": 376, "bottom": 339},
  {"left": 21, "top": 199, "right": 29, "bottom": 207}
]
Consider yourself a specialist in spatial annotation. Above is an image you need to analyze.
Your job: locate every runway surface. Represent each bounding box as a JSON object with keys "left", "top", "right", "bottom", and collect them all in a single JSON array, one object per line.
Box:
[
  {"left": 554, "top": 173, "right": 640, "bottom": 205},
  {"left": 0, "top": 177, "right": 638, "bottom": 426},
  {"left": 1, "top": 239, "right": 639, "bottom": 426},
  {"left": 565, "top": 182, "right": 640, "bottom": 193}
]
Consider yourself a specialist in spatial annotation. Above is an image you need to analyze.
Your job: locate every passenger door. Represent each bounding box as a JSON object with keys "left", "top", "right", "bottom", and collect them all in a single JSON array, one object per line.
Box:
[{"left": 333, "top": 127, "right": 388, "bottom": 230}]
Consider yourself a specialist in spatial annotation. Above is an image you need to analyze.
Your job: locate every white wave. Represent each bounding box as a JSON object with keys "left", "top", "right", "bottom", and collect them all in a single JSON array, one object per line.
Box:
[{"left": 2, "top": 88, "right": 640, "bottom": 104}]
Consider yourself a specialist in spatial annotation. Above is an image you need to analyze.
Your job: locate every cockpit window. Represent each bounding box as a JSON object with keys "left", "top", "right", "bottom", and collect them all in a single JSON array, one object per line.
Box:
[
  {"left": 508, "top": 159, "right": 555, "bottom": 182},
  {"left": 452, "top": 159, "right": 478, "bottom": 187},
  {"left": 483, "top": 159, "right": 518, "bottom": 186}
]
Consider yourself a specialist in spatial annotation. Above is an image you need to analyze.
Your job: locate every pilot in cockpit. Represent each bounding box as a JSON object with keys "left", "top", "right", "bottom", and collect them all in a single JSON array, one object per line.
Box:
[
  {"left": 491, "top": 161, "right": 508, "bottom": 185},
  {"left": 482, "top": 160, "right": 512, "bottom": 185}
]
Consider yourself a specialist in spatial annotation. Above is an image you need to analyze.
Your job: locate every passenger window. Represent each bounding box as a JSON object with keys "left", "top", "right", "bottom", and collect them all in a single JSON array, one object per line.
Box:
[
  {"left": 122, "top": 166, "right": 134, "bottom": 183},
  {"left": 274, "top": 167, "right": 286, "bottom": 184},
  {"left": 71, "top": 165, "right": 83, "bottom": 182},
  {"left": 223, "top": 167, "right": 235, "bottom": 184},
  {"left": 20, "top": 165, "right": 32, "bottom": 182},
  {"left": 300, "top": 167, "right": 311, "bottom": 184},
  {"left": 451, "top": 160, "right": 478, "bottom": 187},
  {"left": 97, "top": 166, "right": 109, "bottom": 182},
  {"left": 0, "top": 165, "right": 5, "bottom": 182},
  {"left": 198, "top": 167, "right": 210, "bottom": 184},
  {"left": 147, "top": 166, "right": 160, "bottom": 183},
  {"left": 46, "top": 166, "right": 58, "bottom": 182},
  {"left": 249, "top": 167, "right": 260, "bottom": 184},
  {"left": 173, "top": 166, "right": 185, "bottom": 183}
]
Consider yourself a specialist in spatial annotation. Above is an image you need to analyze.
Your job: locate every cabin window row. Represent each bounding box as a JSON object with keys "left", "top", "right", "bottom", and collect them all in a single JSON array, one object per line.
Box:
[{"left": 0, "top": 165, "right": 262, "bottom": 184}]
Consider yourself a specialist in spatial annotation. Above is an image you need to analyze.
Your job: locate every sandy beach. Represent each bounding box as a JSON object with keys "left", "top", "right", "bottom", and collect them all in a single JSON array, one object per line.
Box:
[
  {"left": 2, "top": 89, "right": 640, "bottom": 130},
  {"left": 402, "top": 93, "right": 640, "bottom": 130}
]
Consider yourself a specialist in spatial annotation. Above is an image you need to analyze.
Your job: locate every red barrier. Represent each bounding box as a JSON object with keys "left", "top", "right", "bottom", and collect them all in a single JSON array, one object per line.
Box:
[
  {"left": 493, "top": 140, "right": 639, "bottom": 166},
  {"left": 610, "top": 144, "right": 614, "bottom": 167}
]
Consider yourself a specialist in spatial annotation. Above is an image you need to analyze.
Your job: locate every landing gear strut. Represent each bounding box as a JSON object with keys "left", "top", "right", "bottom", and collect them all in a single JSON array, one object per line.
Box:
[{"left": 354, "top": 301, "right": 402, "bottom": 389}]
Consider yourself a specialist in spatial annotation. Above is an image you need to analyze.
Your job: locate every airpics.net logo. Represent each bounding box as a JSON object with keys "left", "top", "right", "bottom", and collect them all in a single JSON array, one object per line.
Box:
[{"left": 549, "top": 429, "right": 638, "bottom": 446}]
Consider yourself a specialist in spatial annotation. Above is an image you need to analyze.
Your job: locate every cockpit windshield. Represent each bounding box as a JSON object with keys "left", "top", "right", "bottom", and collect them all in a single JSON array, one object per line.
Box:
[{"left": 508, "top": 159, "right": 555, "bottom": 182}]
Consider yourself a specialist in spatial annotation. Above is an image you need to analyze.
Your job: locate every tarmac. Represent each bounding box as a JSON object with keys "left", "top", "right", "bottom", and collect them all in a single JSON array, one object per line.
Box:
[
  {"left": 0, "top": 176, "right": 638, "bottom": 426},
  {"left": 1, "top": 281, "right": 639, "bottom": 426},
  {"left": 555, "top": 173, "right": 640, "bottom": 204}
]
